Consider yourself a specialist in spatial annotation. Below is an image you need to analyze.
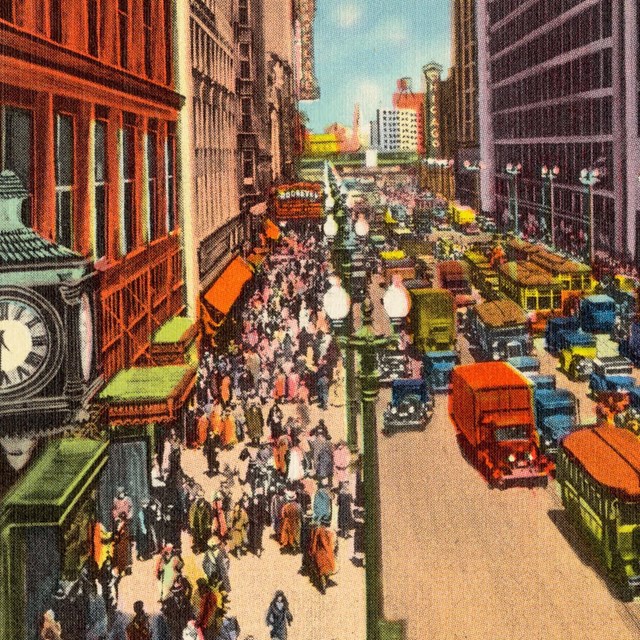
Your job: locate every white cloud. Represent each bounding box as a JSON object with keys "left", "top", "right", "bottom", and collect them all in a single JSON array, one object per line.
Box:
[
  {"left": 370, "top": 16, "right": 408, "bottom": 43},
  {"left": 333, "top": 1, "right": 362, "bottom": 28}
]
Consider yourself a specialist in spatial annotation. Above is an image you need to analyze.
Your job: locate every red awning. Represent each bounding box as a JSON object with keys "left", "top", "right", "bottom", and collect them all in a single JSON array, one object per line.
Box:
[
  {"left": 203, "top": 256, "right": 253, "bottom": 315},
  {"left": 264, "top": 218, "right": 281, "bottom": 240}
]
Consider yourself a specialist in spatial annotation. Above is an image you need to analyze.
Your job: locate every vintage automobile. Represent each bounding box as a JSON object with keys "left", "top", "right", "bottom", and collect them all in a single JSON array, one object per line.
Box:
[
  {"left": 382, "top": 379, "right": 435, "bottom": 435},
  {"left": 410, "top": 288, "right": 456, "bottom": 353},
  {"left": 558, "top": 426, "right": 640, "bottom": 601},
  {"left": 377, "top": 350, "right": 409, "bottom": 384},
  {"left": 557, "top": 329, "right": 597, "bottom": 381},
  {"left": 468, "top": 298, "right": 530, "bottom": 361},
  {"left": 437, "top": 261, "right": 474, "bottom": 308},
  {"left": 621, "top": 321, "right": 640, "bottom": 366},
  {"left": 589, "top": 356, "right": 635, "bottom": 399},
  {"left": 534, "top": 388, "right": 578, "bottom": 458},
  {"left": 580, "top": 295, "right": 617, "bottom": 334},
  {"left": 527, "top": 373, "right": 557, "bottom": 391},
  {"left": 423, "top": 350, "right": 458, "bottom": 393},
  {"left": 545, "top": 316, "right": 580, "bottom": 355},
  {"left": 507, "top": 355, "right": 541, "bottom": 374}
]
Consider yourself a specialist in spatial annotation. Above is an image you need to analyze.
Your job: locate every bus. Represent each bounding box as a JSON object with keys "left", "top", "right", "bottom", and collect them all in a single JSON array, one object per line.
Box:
[{"left": 557, "top": 425, "right": 640, "bottom": 601}]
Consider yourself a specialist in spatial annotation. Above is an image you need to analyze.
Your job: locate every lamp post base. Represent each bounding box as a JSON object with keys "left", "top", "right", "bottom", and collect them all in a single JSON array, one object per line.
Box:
[{"left": 379, "top": 619, "right": 407, "bottom": 640}]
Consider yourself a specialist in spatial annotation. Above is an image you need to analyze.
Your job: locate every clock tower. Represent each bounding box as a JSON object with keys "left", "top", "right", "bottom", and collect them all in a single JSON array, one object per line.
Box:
[{"left": 0, "top": 170, "right": 101, "bottom": 441}]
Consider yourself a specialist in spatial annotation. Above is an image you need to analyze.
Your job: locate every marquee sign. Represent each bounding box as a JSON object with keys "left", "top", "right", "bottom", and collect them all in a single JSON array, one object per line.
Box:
[
  {"left": 423, "top": 62, "right": 443, "bottom": 157},
  {"left": 272, "top": 182, "right": 324, "bottom": 219},
  {"left": 296, "top": 0, "right": 320, "bottom": 100}
]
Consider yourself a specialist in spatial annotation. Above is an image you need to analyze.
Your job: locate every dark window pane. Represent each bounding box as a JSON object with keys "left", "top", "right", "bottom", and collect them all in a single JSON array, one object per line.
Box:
[
  {"left": 56, "top": 190, "right": 73, "bottom": 247},
  {"left": 95, "top": 184, "right": 106, "bottom": 258},
  {"left": 95, "top": 120, "right": 106, "bottom": 182},
  {"left": 3, "top": 107, "right": 32, "bottom": 225},
  {"left": 166, "top": 135, "right": 176, "bottom": 231},
  {"left": 0, "top": 0, "right": 13, "bottom": 22},
  {"left": 123, "top": 126, "right": 135, "bottom": 179},
  {"left": 55, "top": 114, "right": 74, "bottom": 187},
  {"left": 123, "top": 182, "right": 134, "bottom": 254},
  {"left": 50, "top": 0, "right": 61, "bottom": 41},
  {"left": 88, "top": 0, "right": 99, "bottom": 56}
]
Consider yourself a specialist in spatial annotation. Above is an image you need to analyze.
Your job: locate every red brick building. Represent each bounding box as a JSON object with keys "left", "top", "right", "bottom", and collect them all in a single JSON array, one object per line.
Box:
[{"left": 0, "top": 0, "right": 185, "bottom": 380}]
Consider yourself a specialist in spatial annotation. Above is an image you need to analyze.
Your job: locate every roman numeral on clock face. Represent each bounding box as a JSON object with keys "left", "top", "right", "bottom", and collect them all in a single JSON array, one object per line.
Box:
[
  {"left": 26, "top": 317, "right": 42, "bottom": 330},
  {"left": 0, "top": 371, "right": 9, "bottom": 387},
  {"left": 25, "top": 351, "right": 43, "bottom": 369},
  {"left": 16, "top": 366, "right": 29, "bottom": 381},
  {"left": 32, "top": 335, "right": 49, "bottom": 347},
  {"left": 0, "top": 302, "right": 8, "bottom": 321}
]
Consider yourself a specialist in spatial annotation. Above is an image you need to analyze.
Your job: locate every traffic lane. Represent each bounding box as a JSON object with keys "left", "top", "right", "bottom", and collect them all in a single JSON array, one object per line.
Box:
[{"left": 377, "top": 394, "right": 639, "bottom": 640}]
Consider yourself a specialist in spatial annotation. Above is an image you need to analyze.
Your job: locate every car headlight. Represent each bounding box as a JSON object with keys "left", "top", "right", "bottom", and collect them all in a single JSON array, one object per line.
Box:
[
  {"left": 508, "top": 454, "right": 516, "bottom": 463},
  {"left": 527, "top": 452, "right": 533, "bottom": 461},
  {"left": 408, "top": 406, "right": 415, "bottom": 414},
  {"left": 493, "top": 353, "right": 500, "bottom": 360},
  {"left": 545, "top": 439, "right": 552, "bottom": 447},
  {"left": 391, "top": 407, "right": 398, "bottom": 414}
]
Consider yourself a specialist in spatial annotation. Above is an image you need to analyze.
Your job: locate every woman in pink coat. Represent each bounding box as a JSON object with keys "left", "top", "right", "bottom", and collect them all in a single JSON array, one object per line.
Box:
[{"left": 333, "top": 440, "right": 351, "bottom": 486}]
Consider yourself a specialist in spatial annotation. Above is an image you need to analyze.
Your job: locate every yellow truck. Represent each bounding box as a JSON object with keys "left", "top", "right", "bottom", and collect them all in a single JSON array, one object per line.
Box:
[{"left": 448, "top": 202, "right": 476, "bottom": 228}]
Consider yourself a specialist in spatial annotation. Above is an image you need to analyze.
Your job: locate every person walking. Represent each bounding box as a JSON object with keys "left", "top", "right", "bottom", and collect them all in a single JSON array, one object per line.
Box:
[
  {"left": 332, "top": 440, "right": 351, "bottom": 487},
  {"left": 247, "top": 488, "right": 266, "bottom": 557},
  {"left": 265, "top": 591, "right": 293, "bottom": 640},
  {"left": 227, "top": 501, "right": 249, "bottom": 558},
  {"left": 202, "top": 540, "right": 231, "bottom": 593},
  {"left": 244, "top": 396, "right": 264, "bottom": 446},
  {"left": 126, "top": 601, "right": 151, "bottom": 640},
  {"left": 312, "top": 478, "right": 333, "bottom": 525},
  {"left": 156, "top": 545, "right": 184, "bottom": 602},
  {"left": 189, "top": 491, "right": 213, "bottom": 554},
  {"left": 337, "top": 481, "right": 353, "bottom": 539},
  {"left": 194, "top": 578, "right": 220, "bottom": 640},
  {"left": 211, "top": 492, "right": 228, "bottom": 541},
  {"left": 203, "top": 430, "right": 222, "bottom": 477},
  {"left": 279, "top": 490, "right": 301, "bottom": 553},
  {"left": 309, "top": 518, "right": 337, "bottom": 594}
]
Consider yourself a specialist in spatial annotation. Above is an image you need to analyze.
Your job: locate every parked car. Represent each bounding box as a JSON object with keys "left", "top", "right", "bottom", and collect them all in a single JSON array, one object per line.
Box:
[
  {"left": 423, "top": 350, "right": 458, "bottom": 393},
  {"left": 557, "top": 330, "right": 597, "bottom": 381},
  {"left": 534, "top": 388, "right": 578, "bottom": 458},
  {"left": 589, "top": 356, "right": 635, "bottom": 399}
]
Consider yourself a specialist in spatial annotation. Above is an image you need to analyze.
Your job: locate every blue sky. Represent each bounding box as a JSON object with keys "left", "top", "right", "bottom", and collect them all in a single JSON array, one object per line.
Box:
[{"left": 302, "top": 0, "right": 451, "bottom": 133}]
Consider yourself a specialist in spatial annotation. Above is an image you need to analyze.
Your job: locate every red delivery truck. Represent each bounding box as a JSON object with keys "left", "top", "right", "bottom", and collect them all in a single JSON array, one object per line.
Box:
[{"left": 450, "top": 361, "right": 550, "bottom": 489}]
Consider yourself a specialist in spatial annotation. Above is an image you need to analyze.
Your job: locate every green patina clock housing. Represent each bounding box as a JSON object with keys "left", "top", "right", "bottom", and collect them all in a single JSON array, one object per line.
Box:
[{"left": 0, "top": 170, "right": 101, "bottom": 432}]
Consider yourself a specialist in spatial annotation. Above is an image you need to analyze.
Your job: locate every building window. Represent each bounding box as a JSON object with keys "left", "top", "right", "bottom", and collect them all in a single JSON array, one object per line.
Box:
[
  {"left": 241, "top": 98, "right": 252, "bottom": 131},
  {"left": 238, "top": 0, "right": 248, "bottom": 25},
  {"left": 50, "top": 0, "right": 62, "bottom": 41},
  {"left": 0, "top": 0, "right": 13, "bottom": 22},
  {"left": 240, "top": 43, "right": 250, "bottom": 59},
  {"left": 243, "top": 148, "right": 254, "bottom": 180},
  {"left": 122, "top": 125, "right": 135, "bottom": 253},
  {"left": 240, "top": 60, "right": 250, "bottom": 79},
  {"left": 94, "top": 119, "right": 107, "bottom": 259},
  {"left": 88, "top": 0, "right": 99, "bottom": 56},
  {"left": 55, "top": 114, "right": 74, "bottom": 248},
  {"left": 146, "top": 130, "right": 158, "bottom": 240},
  {"left": 143, "top": 0, "right": 152, "bottom": 77},
  {"left": 165, "top": 133, "right": 176, "bottom": 232},
  {"left": 1, "top": 106, "right": 33, "bottom": 226},
  {"left": 118, "top": 0, "right": 129, "bottom": 68}
]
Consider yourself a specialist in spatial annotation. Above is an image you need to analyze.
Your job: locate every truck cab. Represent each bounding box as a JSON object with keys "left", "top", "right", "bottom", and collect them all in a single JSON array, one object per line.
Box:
[
  {"left": 527, "top": 373, "right": 557, "bottom": 391},
  {"left": 382, "top": 379, "right": 434, "bottom": 435},
  {"left": 557, "top": 329, "right": 597, "bottom": 381},
  {"left": 423, "top": 351, "right": 458, "bottom": 393},
  {"left": 438, "top": 261, "right": 473, "bottom": 308},
  {"left": 507, "top": 355, "right": 541, "bottom": 374},
  {"left": 534, "top": 388, "right": 577, "bottom": 457},
  {"left": 580, "top": 294, "right": 616, "bottom": 334},
  {"left": 589, "top": 356, "right": 635, "bottom": 399},
  {"left": 545, "top": 316, "right": 579, "bottom": 355}
]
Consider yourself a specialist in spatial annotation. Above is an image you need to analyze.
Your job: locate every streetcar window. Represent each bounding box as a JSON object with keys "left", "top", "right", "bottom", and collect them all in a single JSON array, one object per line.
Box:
[
  {"left": 620, "top": 503, "right": 640, "bottom": 525},
  {"left": 494, "top": 425, "right": 529, "bottom": 441},
  {"left": 526, "top": 297, "right": 537, "bottom": 311}
]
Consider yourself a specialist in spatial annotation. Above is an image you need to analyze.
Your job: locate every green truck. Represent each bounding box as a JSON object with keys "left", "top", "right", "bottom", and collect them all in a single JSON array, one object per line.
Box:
[{"left": 409, "top": 288, "right": 456, "bottom": 353}]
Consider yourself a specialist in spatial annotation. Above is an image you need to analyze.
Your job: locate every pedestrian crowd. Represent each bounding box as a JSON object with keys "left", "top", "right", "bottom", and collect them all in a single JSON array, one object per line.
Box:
[{"left": 40, "top": 229, "right": 364, "bottom": 640}]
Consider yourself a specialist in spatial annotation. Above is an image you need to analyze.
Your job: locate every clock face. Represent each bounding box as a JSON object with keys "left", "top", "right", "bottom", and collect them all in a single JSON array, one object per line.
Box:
[
  {"left": 79, "top": 293, "right": 93, "bottom": 382},
  {"left": 0, "top": 290, "right": 62, "bottom": 396}
]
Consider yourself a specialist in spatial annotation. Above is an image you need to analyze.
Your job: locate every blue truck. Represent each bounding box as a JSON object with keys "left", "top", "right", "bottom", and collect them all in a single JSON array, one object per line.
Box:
[
  {"left": 580, "top": 294, "right": 616, "bottom": 334},
  {"left": 545, "top": 316, "right": 579, "bottom": 355},
  {"left": 422, "top": 351, "right": 458, "bottom": 393},
  {"left": 534, "top": 388, "right": 578, "bottom": 458},
  {"left": 589, "top": 356, "right": 635, "bottom": 399},
  {"left": 507, "top": 355, "right": 541, "bottom": 374},
  {"left": 528, "top": 373, "right": 557, "bottom": 391}
]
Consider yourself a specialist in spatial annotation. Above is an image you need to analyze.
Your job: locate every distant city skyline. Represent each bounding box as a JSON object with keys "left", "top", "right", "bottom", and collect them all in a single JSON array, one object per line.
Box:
[{"left": 303, "top": 0, "right": 451, "bottom": 133}]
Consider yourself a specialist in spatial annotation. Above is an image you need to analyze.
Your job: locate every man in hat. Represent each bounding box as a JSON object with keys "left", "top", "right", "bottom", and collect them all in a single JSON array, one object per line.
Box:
[
  {"left": 203, "top": 429, "right": 222, "bottom": 477},
  {"left": 202, "top": 539, "right": 231, "bottom": 593},
  {"left": 194, "top": 578, "right": 222, "bottom": 640},
  {"left": 279, "top": 490, "right": 302, "bottom": 553},
  {"left": 126, "top": 600, "right": 151, "bottom": 640},
  {"left": 212, "top": 491, "right": 228, "bottom": 540},
  {"left": 244, "top": 395, "right": 265, "bottom": 446},
  {"left": 309, "top": 517, "right": 337, "bottom": 594},
  {"left": 312, "top": 428, "right": 334, "bottom": 483},
  {"left": 189, "top": 490, "right": 213, "bottom": 554},
  {"left": 247, "top": 486, "right": 267, "bottom": 557},
  {"left": 162, "top": 577, "right": 194, "bottom": 639},
  {"left": 220, "top": 407, "right": 237, "bottom": 448}
]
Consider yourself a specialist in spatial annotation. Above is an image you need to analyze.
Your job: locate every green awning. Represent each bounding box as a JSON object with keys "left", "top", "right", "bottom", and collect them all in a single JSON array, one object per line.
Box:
[
  {"left": 3, "top": 438, "right": 108, "bottom": 525},
  {"left": 99, "top": 365, "right": 194, "bottom": 402},
  {"left": 152, "top": 317, "right": 197, "bottom": 345},
  {"left": 98, "top": 365, "right": 197, "bottom": 425}
]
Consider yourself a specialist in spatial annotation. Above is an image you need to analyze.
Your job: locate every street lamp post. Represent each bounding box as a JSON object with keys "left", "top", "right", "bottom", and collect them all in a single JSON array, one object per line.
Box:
[
  {"left": 579, "top": 167, "right": 600, "bottom": 265},
  {"left": 540, "top": 164, "right": 559, "bottom": 248},
  {"left": 462, "top": 159, "right": 484, "bottom": 217},
  {"left": 505, "top": 162, "right": 522, "bottom": 236},
  {"left": 324, "top": 281, "right": 410, "bottom": 640}
]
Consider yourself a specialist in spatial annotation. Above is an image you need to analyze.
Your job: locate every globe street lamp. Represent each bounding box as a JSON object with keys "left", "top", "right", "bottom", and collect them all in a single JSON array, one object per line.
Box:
[
  {"left": 383, "top": 275, "right": 411, "bottom": 331},
  {"left": 505, "top": 162, "right": 522, "bottom": 236},
  {"left": 579, "top": 167, "right": 600, "bottom": 265},
  {"left": 355, "top": 213, "right": 370, "bottom": 242},
  {"left": 323, "top": 213, "right": 338, "bottom": 241},
  {"left": 324, "top": 285, "right": 409, "bottom": 640},
  {"left": 541, "top": 164, "right": 560, "bottom": 248}
]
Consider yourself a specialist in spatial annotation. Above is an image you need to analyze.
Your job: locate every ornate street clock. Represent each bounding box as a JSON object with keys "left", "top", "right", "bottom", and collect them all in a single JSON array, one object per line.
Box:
[{"left": 0, "top": 170, "right": 101, "bottom": 430}]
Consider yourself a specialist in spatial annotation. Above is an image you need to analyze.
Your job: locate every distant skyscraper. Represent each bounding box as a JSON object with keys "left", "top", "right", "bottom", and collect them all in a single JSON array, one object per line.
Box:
[
  {"left": 371, "top": 109, "right": 418, "bottom": 152},
  {"left": 393, "top": 89, "right": 425, "bottom": 154}
]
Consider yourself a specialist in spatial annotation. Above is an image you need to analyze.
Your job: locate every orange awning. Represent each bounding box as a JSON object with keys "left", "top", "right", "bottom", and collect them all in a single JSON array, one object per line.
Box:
[
  {"left": 265, "top": 218, "right": 281, "bottom": 240},
  {"left": 203, "top": 256, "right": 253, "bottom": 315}
]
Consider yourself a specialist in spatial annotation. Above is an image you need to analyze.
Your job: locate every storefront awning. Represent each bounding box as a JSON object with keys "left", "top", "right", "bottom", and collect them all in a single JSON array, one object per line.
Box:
[
  {"left": 203, "top": 256, "right": 254, "bottom": 315},
  {"left": 2, "top": 438, "right": 109, "bottom": 525},
  {"left": 264, "top": 218, "right": 281, "bottom": 240},
  {"left": 98, "top": 365, "right": 197, "bottom": 425}
]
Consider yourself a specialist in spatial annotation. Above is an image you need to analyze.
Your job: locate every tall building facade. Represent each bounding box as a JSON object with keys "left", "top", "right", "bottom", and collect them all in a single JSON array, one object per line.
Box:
[
  {"left": 371, "top": 109, "right": 418, "bottom": 152},
  {"left": 451, "top": 0, "right": 480, "bottom": 209},
  {"left": 478, "top": 0, "right": 634, "bottom": 259},
  {"left": 392, "top": 91, "right": 425, "bottom": 153},
  {"left": 188, "top": 0, "right": 242, "bottom": 293}
]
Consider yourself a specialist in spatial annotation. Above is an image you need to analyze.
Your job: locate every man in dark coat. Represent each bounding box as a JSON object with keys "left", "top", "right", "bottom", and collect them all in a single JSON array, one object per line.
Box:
[
  {"left": 203, "top": 430, "right": 222, "bottom": 477},
  {"left": 247, "top": 487, "right": 266, "bottom": 557},
  {"left": 244, "top": 397, "right": 265, "bottom": 446},
  {"left": 189, "top": 492, "right": 214, "bottom": 554},
  {"left": 162, "top": 579, "right": 194, "bottom": 640},
  {"left": 337, "top": 481, "right": 353, "bottom": 538},
  {"left": 202, "top": 540, "right": 231, "bottom": 593},
  {"left": 136, "top": 499, "right": 156, "bottom": 561}
]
